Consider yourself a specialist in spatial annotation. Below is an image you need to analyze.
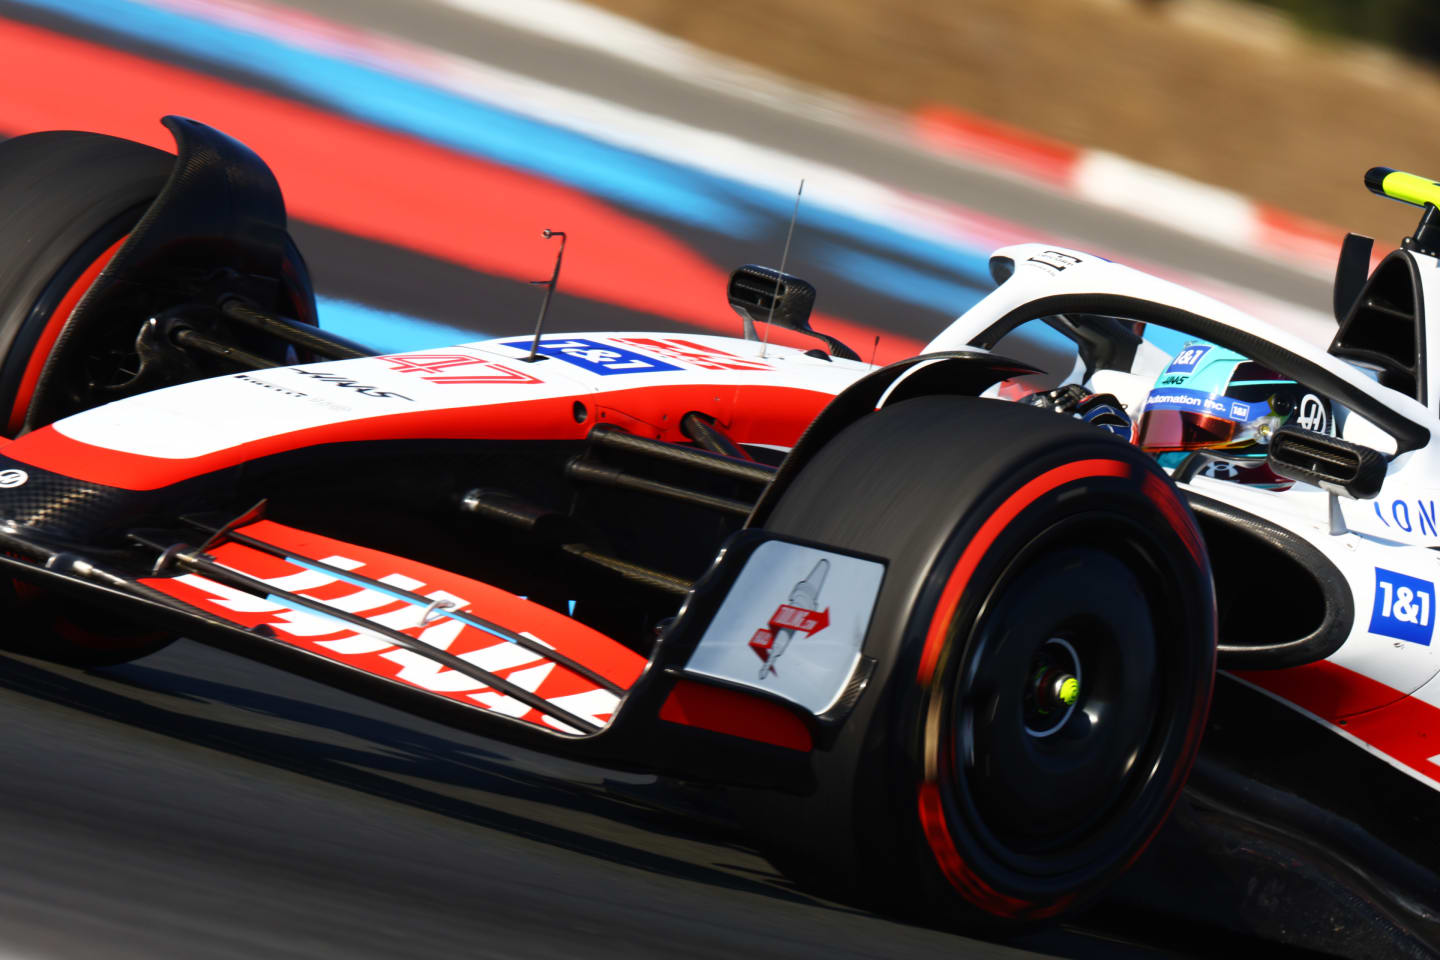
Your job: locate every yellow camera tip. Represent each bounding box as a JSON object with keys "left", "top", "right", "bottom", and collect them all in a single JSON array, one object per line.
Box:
[{"left": 1366, "top": 167, "right": 1440, "bottom": 210}]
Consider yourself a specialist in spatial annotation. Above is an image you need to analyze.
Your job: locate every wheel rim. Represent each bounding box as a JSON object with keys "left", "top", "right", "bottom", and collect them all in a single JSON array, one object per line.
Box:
[
  {"left": 931, "top": 504, "right": 1208, "bottom": 886},
  {"left": 957, "top": 529, "right": 1161, "bottom": 857}
]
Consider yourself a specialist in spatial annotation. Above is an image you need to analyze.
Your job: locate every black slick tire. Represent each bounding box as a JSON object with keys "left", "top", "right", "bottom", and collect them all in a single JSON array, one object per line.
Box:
[
  {"left": 740, "top": 395, "right": 1215, "bottom": 930},
  {"left": 0, "top": 131, "right": 175, "bottom": 667},
  {"left": 0, "top": 131, "right": 173, "bottom": 434}
]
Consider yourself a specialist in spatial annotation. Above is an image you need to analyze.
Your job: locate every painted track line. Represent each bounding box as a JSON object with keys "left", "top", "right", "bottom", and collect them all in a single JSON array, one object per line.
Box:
[
  {"left": 61, "top": 0, "right": 1332, "bottom": 336},
  {"left": 433, "top": 0, "right": 1344, "bottom": 277},
  {"left": 58, "top": 0, "right": 1010, "bottom": 289},
  {"left": 0, "top": 14, "right": 926, "bottom": 359},
  {"left": 2, "top": 0, "right": 1335, "bottom": 342}
]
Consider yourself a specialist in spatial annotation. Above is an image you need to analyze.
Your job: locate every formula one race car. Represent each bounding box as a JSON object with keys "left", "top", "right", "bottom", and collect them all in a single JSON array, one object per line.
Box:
[{"left": 0, "top": 118, "right": 1436, "bottom": 945}]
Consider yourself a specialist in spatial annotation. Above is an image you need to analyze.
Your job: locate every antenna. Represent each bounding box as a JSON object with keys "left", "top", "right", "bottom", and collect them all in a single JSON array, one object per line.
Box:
[
  {"left": 761, "top": 180, "right": 804, "bottom": 358},
  {"left": 869, "top": 335, "right": 879, "bottom": 370},
  {"left": 523, "top": 229, "right": 567, "bottom": 362}
]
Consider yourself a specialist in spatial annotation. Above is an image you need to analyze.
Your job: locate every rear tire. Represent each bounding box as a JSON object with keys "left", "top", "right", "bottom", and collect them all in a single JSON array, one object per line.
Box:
[{"left": 740, "top": 395, "right": 1215, "bottom": 930}]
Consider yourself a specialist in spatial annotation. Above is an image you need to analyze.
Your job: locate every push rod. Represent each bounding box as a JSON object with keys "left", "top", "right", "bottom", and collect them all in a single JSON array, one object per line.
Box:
[
  {"left": 221, "top": 299, "right": 374, "bottom": 361},
  {"left": 587, "top": 424, "right": 774, "bottom": 485}
]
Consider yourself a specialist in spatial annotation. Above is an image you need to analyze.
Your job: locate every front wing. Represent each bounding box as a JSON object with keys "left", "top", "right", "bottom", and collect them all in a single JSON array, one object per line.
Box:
[{"left": 0, "top": 512, "right": 885, "bottom": 789}]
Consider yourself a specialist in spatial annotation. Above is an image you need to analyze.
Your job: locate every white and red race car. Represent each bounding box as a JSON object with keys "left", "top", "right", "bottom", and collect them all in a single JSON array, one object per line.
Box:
[{"left": 0, "top": 117, "right": 1435, "bottom": 947}]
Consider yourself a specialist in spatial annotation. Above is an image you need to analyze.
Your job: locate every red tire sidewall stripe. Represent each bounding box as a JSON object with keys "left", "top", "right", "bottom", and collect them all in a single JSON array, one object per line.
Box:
[
  {"left": 5, "top": 235, "right": 128, "bottom": 437},
  {"left": 914, "top": 458, "right": 1131, "bottom": 686},
  {"left": 916, "top": 780, "right": 1060, "bottom": 918},
  {"left": 1140, "top": 470, "right": 1205, "bottom": 566},
  {"left": 1136, "top": 469, "right": 1216, "bottom": 840},
  {"left": 912, "top": 457, "right": 1211, "bottom": 919}
]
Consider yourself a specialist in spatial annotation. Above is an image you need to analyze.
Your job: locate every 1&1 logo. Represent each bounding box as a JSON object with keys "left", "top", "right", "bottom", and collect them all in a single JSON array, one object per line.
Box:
[
  {"left": 1370, "top": 567, "right": 1435, "bottom": 645},
  {"left": 500, "top": 338, "right": 682, "bottom": 376},
  {"left": 1165, "top": 345, "right": 1210, "bottom": 375}
]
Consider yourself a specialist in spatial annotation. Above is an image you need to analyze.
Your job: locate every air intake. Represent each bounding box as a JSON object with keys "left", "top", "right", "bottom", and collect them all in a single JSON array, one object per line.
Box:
[{"left": 1268, "top": 425, "right": 1386, "bottom": 499}]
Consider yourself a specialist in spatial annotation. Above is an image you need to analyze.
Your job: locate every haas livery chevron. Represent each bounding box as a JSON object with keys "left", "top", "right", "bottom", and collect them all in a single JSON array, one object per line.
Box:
[{"left": 0, "top": 118, "right": 1438, "bottom": 952}]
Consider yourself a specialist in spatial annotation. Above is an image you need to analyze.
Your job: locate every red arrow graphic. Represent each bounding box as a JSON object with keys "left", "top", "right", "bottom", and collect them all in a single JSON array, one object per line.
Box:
[{"left": 769, "top": 605, "right": 830, "bottom": 636}]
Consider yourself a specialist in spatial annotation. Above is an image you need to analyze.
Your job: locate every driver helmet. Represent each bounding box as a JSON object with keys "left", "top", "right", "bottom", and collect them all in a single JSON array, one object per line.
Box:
[{"left": 1137, "top": 340, "right": 1332, "bottom": 486}]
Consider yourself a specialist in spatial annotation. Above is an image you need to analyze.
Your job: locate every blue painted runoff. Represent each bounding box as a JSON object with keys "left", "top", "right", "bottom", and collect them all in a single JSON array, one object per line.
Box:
[{"left": 14, "top": 0, "right": 1011, "bottom": 304}]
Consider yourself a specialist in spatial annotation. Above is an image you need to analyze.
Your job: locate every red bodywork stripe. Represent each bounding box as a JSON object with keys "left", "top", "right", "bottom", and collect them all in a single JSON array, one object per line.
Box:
[
  {"left": 1342, "top": 692, "right": 1440, "bottom": 786},
  {"left": 1235, "top": 661, "right": 1440, "bottom": 787},
  {"left": 0, "top": 18, "right": 921, "bottom": 363},
  {"left": 658, "top": 677, "right": 812, "bottom": 751},
  {"left": 1233, "top": 660, "right": 1414, "bottom": 721},
  {"left": 5, "top": 382, "right": 834, "bottom": 490},
  {"left": 6, "top": 236, "right": 128, "bottom": 437}
]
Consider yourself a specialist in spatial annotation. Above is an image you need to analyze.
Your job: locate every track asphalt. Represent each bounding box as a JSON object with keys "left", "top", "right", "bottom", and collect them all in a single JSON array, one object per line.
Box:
[{"left": 0, "top": 642, "right": 1195, "bottom": 959}]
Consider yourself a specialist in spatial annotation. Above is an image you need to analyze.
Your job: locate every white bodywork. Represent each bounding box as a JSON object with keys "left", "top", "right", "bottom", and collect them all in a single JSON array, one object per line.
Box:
[
  {"left": 932, "top": 243, "right": 1440, "bottom": 791},
  {"left": 22, "top": 240, "right": 1440, "bottom": 790},
  {"left": 50, "top": 334, "right": 871, "bottom": 461}
]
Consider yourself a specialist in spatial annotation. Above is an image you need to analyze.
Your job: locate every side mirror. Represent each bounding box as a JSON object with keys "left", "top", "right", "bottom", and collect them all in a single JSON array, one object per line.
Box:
[
  {"left": 1268, "top": 425, "right": 1387, "bottom": 499},
  {"left": 727, "top": 265, "right": 859, "bottom": 360}
]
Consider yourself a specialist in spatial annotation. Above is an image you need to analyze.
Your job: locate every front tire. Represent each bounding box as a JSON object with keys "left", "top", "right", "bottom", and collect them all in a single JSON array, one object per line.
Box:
[
  {"left": 1, "top": 580, "right": 174, "bottom": 669},
  {"left": 0, "top": 130, "right": 173, "bottom": 435},
  {"left": 0, "top": 123, "right": 316, "bottom": 667},
  {"left": 0, "top": 131, "right": 179, "bottom": 667},
  {"left": 742, "top": 395, "right": 1215, "bottom": 929}
]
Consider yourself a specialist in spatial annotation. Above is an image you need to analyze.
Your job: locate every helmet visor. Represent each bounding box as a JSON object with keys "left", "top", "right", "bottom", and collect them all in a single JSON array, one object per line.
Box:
[{"left": 1136, "top": 409, "right": 1239, "bottom": 452}]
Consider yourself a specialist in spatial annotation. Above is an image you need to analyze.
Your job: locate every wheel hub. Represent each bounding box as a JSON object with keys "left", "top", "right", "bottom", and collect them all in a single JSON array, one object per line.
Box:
[
  {"left": 953, "top": 539, "right": 1167, "bottom": 859},
  {"left": 1023, "top": 637, "right": 1082, "bottom": 738}
]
